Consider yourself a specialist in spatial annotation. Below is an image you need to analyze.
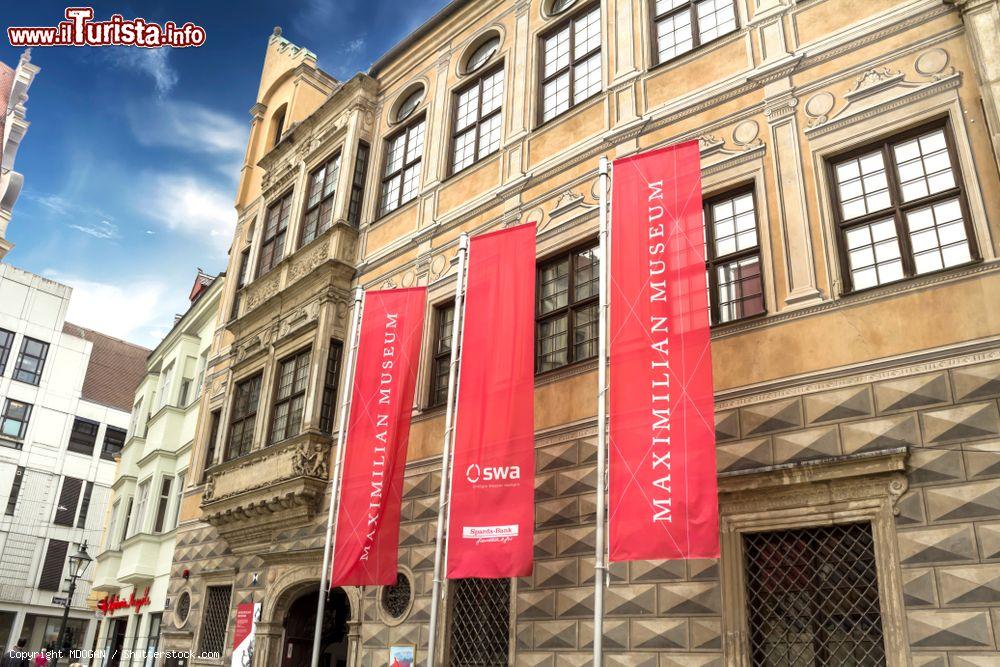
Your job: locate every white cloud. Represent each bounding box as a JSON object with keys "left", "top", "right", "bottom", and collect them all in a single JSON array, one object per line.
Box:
[
  {"left": 105, "top": 47, "right": 178, "bottom": 94},
  {"left": 346, "top": 38, "right": 365, "bottom": 53},
  {"left": 70, "top": 219, "right": 119, "bottom": 240},
  {"left": 139, "top": 173, "right": 236, "bottom": 253},
  {"left": 42, "top": 271, "right": 178, "bottom": 347},
  {"left": 127, "top": 100, "right": 246, "bottom": 157}
]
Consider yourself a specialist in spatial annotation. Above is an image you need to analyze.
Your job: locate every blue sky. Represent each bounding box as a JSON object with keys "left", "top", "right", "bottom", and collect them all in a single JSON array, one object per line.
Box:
[{"left": 0, "top": 0, "right": 448, "bottom": 347}]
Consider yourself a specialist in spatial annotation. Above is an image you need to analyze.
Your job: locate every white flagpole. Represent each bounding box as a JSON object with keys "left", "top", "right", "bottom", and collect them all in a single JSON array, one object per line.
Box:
[
  {"left": 427, "top": 232, "right": 470, "bottom": 667},
  {"left": 593, "top": 156, "right": 610, "bottom": 666},
  {"left": 311, "top": 286, "right": 364, "bottom": 667}
]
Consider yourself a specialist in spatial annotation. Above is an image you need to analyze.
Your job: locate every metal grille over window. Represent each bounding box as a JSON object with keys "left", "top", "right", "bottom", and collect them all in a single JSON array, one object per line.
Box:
[
  {"left": 743, "top": 523, "right": 886, "bottom": 666},
  {"left": 448, "top": 578, "right": 510, "bottom": 667},
  {"left": 198, "top": 585, "right": 232, "bottom": 656},
  {"left": 381, "top": 572, "right": 412, "bottom": 619}
]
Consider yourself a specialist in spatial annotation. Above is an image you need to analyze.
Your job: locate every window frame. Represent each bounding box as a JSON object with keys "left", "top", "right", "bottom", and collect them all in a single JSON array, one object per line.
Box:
[
  {"left": 535, "top": 239, "right": 600, "bottom": 375},
  {"left": 378, "top": 113, "right": 427, "bottom": 217},
  {"left": 648, "top": 0, "right": 740, "bottom": 67},
  {"left": 152, "top": 475, "right": 173, "bottom": 534},
  {"left": 101, "top": 426, "right": 127, "bottom": 461},
  {"left": 299, "top": 151, "right": 342, "bottom": 247},
  {"left": 1, "top": 398, "right": 32, "bottom": 442},
  {"left": 449, "top": 62, "right": 506, "bottom": 177},
  {"left": 428, "top": 302, "right": 457, "bottom": 408},
  {"left": 268, "top": 346, "right": 312, "bottom": 445},
  {"left": 257, "top": 190, "right": 294, "bottom": 277},
  {"left": 0, "top": 328, "right": 14, "bottom": 376},
  {"left": 67, "top": 417, "right": 100, "bottom": 456},
  {"left": 225, "top": 373, "right": 263, "bottom": 461},
  {"left": 347, "top": 141, "right": 371, "bottom": 228},
  {"left": 230, "top": 246, "right": 251, "bottom": 320},
  {"left": 12, "top": 336, "right": 49, "bottom": 386},
  {"left": 319, "top": 340, "right": 344, "bottom": 434},
  {"left": 826, "top": 117, "right": 979, "bottom": 294},
  {"left": 703, "top": 185, "right": 767, "bottom": 326},
  {"left": 537, "top": 2, "right": 603, "bottom": 126}
]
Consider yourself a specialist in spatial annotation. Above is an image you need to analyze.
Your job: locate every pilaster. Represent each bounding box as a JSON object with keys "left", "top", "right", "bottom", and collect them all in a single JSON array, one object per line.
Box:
[{"left": 949, "top": 0, "right": 1000, "bottom": 164}]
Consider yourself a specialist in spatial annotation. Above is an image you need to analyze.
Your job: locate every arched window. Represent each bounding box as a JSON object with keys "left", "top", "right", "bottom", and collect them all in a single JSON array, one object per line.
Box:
[
  {"left": 395, "top": 88, "right": 423, "bottom": 123},
  {"left": 549, "top": 0, "right": 577, "bottom": 15},
  {"left": 465, "top": 35, "right": 500, "bottom": 74},
  {"left": 270, "top": 104, "right": 287, "bottom": 148}
]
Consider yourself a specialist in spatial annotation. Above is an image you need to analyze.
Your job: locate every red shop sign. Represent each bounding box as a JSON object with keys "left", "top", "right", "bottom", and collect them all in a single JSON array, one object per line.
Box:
[{"left": 97, "top": 587, "right": 151, "bottom": 615}]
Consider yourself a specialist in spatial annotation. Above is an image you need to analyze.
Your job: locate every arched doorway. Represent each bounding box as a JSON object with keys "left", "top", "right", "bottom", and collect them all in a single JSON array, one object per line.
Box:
[{"left": 281, "top": 587, "right": 350, "bottom": 667}]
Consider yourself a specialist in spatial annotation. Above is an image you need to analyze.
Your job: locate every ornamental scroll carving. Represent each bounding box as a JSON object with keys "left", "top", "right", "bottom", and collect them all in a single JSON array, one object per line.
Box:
[{"left": 292, "top": 441, "right": 328, "bottom": 478}]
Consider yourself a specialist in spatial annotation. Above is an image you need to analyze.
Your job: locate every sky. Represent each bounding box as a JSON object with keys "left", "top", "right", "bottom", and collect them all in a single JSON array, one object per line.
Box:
[{"left": 0, "top": 0, "right": 449, "bottom": 347}]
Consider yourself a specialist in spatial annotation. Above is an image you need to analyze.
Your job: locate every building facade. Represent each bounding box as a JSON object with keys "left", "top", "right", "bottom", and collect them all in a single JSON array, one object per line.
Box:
[
  {"left": 165, "top": 0, "right": 1000, "bottom": 665},
  {"left": 0, "top": 264, "right": 148, "bottom": 655},
  {"left": 0, "top": 49, "right": 39, "bottom": 261},
  {"left": 91, "top": 272, "right": 224, "bottom": 667}
]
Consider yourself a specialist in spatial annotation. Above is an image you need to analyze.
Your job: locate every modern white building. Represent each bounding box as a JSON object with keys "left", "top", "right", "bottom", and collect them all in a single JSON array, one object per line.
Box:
[
  {"left": 91, "top": 271, "right": 223, "bottom": 667},
  {"left": 0, "top": 263, "right": 148, "bottom": 656}
]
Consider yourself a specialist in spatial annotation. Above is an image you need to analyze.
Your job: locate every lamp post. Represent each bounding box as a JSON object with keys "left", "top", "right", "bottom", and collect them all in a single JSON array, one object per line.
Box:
[{"left": 53, "top": 541, "right": 92, "bottom": 667}]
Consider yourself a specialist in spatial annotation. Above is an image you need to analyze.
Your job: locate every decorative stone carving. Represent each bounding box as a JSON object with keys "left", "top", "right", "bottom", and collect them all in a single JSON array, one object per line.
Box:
[
  {"left": 287, "top": 240, "right": 329, "bottom": 284},
  {"left": 804, "top": 92, "right": 835, "bottom": 127},
  {"left": 914, "top": 47, "right": 954, "bottom": 80},
  {"left": 849, "top": 66, "right": 904, "bottom": 96},
  {"left": 292, "top": 440, "right": 329, "bottom": 478},
  {"left": 732, "top": 119, "right": 760, "bottom": 147}
]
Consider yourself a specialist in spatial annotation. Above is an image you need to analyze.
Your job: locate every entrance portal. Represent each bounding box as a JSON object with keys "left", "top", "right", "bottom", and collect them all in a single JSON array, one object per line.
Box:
[{"left": 281, "top": 587, "right": 350, "bottom": 667}]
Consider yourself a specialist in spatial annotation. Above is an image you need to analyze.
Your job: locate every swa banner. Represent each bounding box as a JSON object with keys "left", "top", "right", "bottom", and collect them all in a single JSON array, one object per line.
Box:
[
  {"left": 332, "top": 288, "right": 427, "bottom": 586},
  {"left": 608, "top": 141, "right": 719, "bottom": 561},
  {"left": 447, "top": 224, "right": 536, "bottom": 578}
]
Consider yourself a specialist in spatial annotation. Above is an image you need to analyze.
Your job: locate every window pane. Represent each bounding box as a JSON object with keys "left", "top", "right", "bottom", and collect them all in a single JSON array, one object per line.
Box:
[
  {"left": 481, "top": 69, "right": 504, "bottom": 115},
  {"left": 401, "top": 163, "right": 422, "bottom": 204},
  {"left": 382, "top": 174, "right": 402, "bottom": 213},
  {"left": 406, "top": 120, "right": 426, "bottom": 164},
  {"left": 844, "top": 219, "right": 904, "bottom": 290},
  {"left": 453, "top": 129, "right": 477, "bottom": 173},
  {"left": 537, "top": 316, "right": 569, "bottom": 372},
  {"left": 657, "top": 11, "right": 693, "bottom": 61},
  {"left": 835, "top": 151, "right": 891, "bottom": 220},
  {"left": 478, "top": 114, "right": 502, "bottom": 159},
  {"left": 893, "top": 129, "right": 956, "bottom": 203},
  {"left": 696, "top": 0, "right": 737, "bottom": 43},
  {"left": 543, "top": 72, "right": 571, "bottom": 121},
  {"left": 385, "top": 134, "right": 406, "bottom": 176},
  {"left": 573, "top": 53, "right": 602, "bottom": 104},
  {"left": 456, "top": 86, "right": 480, "bottom": 131},
  {"left": 574, "top": 8, "right": 601, "bottom": 58},
  {"left": 543, "top": 26, "right": 571, "bottom": 77},
  {"left": 538, "top": 259, "right": 570, "bottom": 314},
  {"left": 573, "top": 303, "right": 599, "bottom": 360},
  {"left": 712, "top": 192, "right": 757, "bottom": 257},
  {"left": 716, "top": 256, "right": 764, "bottom": 323},
  {"left": 906, "top": 197, "right": 971, "bottom": 274},
  {"left": 574, "top": 247, "right": 599, "bottom": 301}
]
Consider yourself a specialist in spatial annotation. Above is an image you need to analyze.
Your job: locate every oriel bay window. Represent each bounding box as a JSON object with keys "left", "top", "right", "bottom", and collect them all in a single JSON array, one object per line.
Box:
[
  {"left": 652, "top": 0, "right": 738, "bottom": 64},
  {"left": 536, "top": 242, "right": 599, "bottom": 372},
  {"left": 300, "top": 153, "right": 340, "bottom": 245},
  {"left": 705, "top": 187, "right": 765, "bottom": 324},
  {"left": 225, "top": 373, "right": 262, "bottom": 460},
  {"left": 270, "top": 348, "right": 311, "bottom": 444},
  {"left": 319, "top": 340, "right": 344, "bottom": 434},
  {"left": 540, "top": 4, "right": 602, "bottom": 122},
  {"left": 451, "top": 65, "right": 504, "bottom": 174},
  {"left": 829, "top": 121, "right": 977, "bottom": 292},
  {"left": 257, "top": 191, "right": 293, "bottom": 276},
  {"left": 380, "top": 114, "right": 426, "bottom": 215}
]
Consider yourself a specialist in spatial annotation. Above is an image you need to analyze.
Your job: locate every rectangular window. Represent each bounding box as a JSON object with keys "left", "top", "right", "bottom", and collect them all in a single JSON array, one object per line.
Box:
[
  {"left": 153, "top": 476, "right": 173, "bottom": 533},
  {"left": 258, "top": 191, "right": 293, "bottom": 276},
  {"left": 53, "top": 476, "right": 83, "bottom": 527},
  {"left": 540, "top": 5, "right": 602, "bottom": 122},
  {"left": 108, "top": 500, "right": 121, "bottom": 549},
  {"left": 157, "top": 363, "right": 174, "bottom": 410},
  {"left": 5, "top": 466, "right": 25, "bottom": 516},
  {"left": 451, "top": 66, "right": 505, "bottom": 174},
  {"left": 120, "top": 496, "right": 133, "bottom": 544},
  {"left": 76, "top": 481, "right": 94, "bottom": 529},
  {"left": 829, "top": 121, "right": 977, "bottom": 292},
  {"left": 652, "top": 0, "right": 738, "bottom": 64},
  {"left": 301, "top": 153, "right": 341, "bottom": 245},
  {"left": 447, "top": 578, "right": 511, "bottom": 666},
  {"left": 744, "top": 522, "right": 885, "bottom": 664},
  {"left": 67, "top": 417, "right": 100, "bottom": 455},
  {"left": 198, "top": 585, "right": 232, "bottom": 656},
  {"left": 204, "top": 409, "right": 221, "bottom": 477},
  {"left": 13, "top": 337, "right": 48, "bottom": 385},
  {"left": 347, "top": 142, "right": 370, "bottom": 227},
  {"left": 178, "top": 378, "right": 192, "bottom": 407},
  {"left": 129, "top": 398, "right": 144, "bottom": 438},
  {"left": 536, "top": 242, "right": 600, "bottom": 372},
  {"left": 231, "top": 248, "right": 251, "bottom": 320},
  {"left": 1, "top": 399, "right": 32, "bottom": 442},
  {"left": 705, "top": 187, "right": 765, "bottom": 324},
  {"left": 0, "top": 328, "right": 13, "bottom": 375},
  {"left": 101, "top": 426, "right": 127, "bottom": 461},
  {"left": 226, "top": 373, "right": 262, "bottom": 460},
  {"left": 171, "top": 472, "right": 185, "bottom": 530},
  {"left": 319, "top": 341, "right": 344, "bottom": 434},
  {"left": 429, "top": 303, "right": 456, "bottom": 407},
  {"left": 37, "top": 539, "right": 69, "bottom": 591},
  {"left": 270, "top": 348, "right": 311, "bottom": 444},
  {"left": 132, "top": 481, "right": 150, "bottom": 537},
  {"left": 380, "top": 117, "right": 426, "bottom": 215}
]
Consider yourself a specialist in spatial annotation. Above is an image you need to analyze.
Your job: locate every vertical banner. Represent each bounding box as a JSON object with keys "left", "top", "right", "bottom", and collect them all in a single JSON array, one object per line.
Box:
[
  {"left": 608, "top": 141, "right": 719, "bottom": 561},
  {"left": 332, "top": 288, "right": 427, "bottom": 585},
  {"left": 231, "top": 601, "right": 261, "bottom": 666},
  {"left": 447, "top": 224, "right": 536, "bottom": 578},
  {"left": 0, "top": 62, "right": 15, "bottom": 169}
]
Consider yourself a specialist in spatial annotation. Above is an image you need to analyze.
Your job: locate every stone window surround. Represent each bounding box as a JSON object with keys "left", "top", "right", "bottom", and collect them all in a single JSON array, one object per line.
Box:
[
  {"left": 718, "top": 448, "right": 910, "bottom": 666},
  {"left": 807, "top": 83, "right": 995, "bottom": 299},
  {"left": 436, "top": 575, "right": 518, "bottom": 665},
  {"left": 190, "top": 573, "right": 235, "bottom": 666}
]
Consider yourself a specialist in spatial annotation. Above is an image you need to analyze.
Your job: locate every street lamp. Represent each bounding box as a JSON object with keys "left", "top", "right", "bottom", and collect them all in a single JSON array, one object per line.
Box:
[{"left": 54, "top": 541, "right": 92, "bottom": 666}]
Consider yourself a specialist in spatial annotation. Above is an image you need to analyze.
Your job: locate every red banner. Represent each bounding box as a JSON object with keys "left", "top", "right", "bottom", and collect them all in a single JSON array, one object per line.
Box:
[
  {"left": 608, "top": 141, "right": 719, "bottom": 561},
  {"left": 447, "top": 224, "right": 536, "bottom": 578},
  {"left": 0, "top": 62, "right": 15, "bottom": 169},
  {"left": 332, "top": 288, "right": 426, "bottom": 586}
]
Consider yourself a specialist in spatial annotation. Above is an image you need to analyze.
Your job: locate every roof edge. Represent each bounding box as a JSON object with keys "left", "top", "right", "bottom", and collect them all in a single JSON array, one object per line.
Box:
[{"left": 369, "top": 0, "right": 473, "bottom": 77}]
